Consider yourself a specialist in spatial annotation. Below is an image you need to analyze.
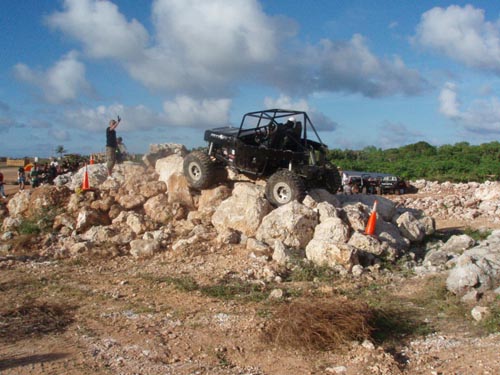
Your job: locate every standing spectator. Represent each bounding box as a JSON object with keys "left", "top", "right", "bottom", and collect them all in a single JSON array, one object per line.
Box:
[
  {"left": 106, "top": 117, "right": 121, "bottom": 177},
  {"left": 30, "top": 163, "right": 40, "bottom": 188},
  {"left": 17, "top": 166, "right": 26, "bottom": 191},
  {"left": 0, "top": 171, "right": 6, "bottom": 199}
]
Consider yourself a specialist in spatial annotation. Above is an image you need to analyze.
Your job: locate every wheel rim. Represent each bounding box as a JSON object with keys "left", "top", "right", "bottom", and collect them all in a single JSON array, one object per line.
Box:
[
  {"left": 188, "top": 162, "right": 201, "bottom": 181},
  {"left": 273, "top": 182, "right": 292, "bottom": 204}
]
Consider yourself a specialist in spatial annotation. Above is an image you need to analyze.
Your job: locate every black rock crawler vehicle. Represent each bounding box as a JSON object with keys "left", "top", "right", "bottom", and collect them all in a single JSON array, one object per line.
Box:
[{"left": 183, "top": 109, "right": 341, "bottom": 206}]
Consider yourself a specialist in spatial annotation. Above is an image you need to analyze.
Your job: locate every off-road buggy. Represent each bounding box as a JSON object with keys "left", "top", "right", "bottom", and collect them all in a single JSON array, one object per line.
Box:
[{"left": 183, "top": 109, "right": 341, "bottom": 206}]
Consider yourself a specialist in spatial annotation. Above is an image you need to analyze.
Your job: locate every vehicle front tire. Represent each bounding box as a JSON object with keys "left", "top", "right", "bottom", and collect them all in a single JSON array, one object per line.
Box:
[
  {"left": 183, "top": 151, "right": 216, "bottom": 189},
  {"left": 265, "top": 170, "right": 306, "bottom": 206}
]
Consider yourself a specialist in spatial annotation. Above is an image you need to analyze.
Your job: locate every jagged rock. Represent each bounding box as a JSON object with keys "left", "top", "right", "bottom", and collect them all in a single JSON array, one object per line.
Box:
[
  {"left": 139, "top": 180, "right": 167, "bottom": 199},
  {"left": 313, "top": 217, "right": 350, "bottom": 243},
  {"left": 441, "top": 234, "right": 476, "bottom": 254},
  {"left": 256, "top": 200, "right": 318, "bottom": 249},
  {"left": 144, "top": 194, "right": 172, "bottom": 224},
  {"left": 446, "top": 249, "right": 499, "bottom": 295},
  {"left": 53, "top": 213, "right": 75, "bottom": 231},
  {"left": 471, "top": 306, "right": 491, "bottom": 322},
  {"left": 166, "top": 173, "right": 194, "bottom": 208},
  {"left": 213, "top": 183, "right": 272, "bottom": 237},
  {"left": 315, "top": 201, "right": 340, "bottom": 222},
  {"left": 396, "top": 211, "right": 426, "bottom": 242},
  {"left": 423, "top": 249, "right": 449, "bottom": 267},
  {"left": 90, "top": 196, "right": 115, "bottom": 212},
  {"left": 198, "top": 185, "right": 232, "bottom": 212},
  {"left": 338, "top": 194, "right": 396, "bottom": 222},
  {"left": 216, "top": 229, "right": 240, "bottom": 244},
  {"left": 80, "top": 225, "right": 116, "bottom": 243},
  {"left": 129, "top": 239, "right": 161, "bottom": 259},
  {"left": 76, "top": 208, "right": 110, "bottom": 233},
  {"left": 2, "top": 217, "right": 21, "bottom": 232},
  {"left": 117, "top": 193, "right": 146, "bottom": 210},
  {"left": 348, "top": 231, "right": 384, "bottom": 256},
  {"left": 246, "top": 238, "right": 271, "bottom": 254},
  {"left": 156, "top": 154, "right": 184, "bottom": 184},
  {"left": 305, "top": 240, "right": 358, "bottom": 270},
  {"left": 70, "top": 241, "right": 93, "bottom": 256},
  {"left": 272, "top": 240, "right": 304, "bottom": 265},
  {"left": 112, "top": 211, "right": 151, "bottom": 235},
  {"left": 143, "top": 143, "right": 187, "bottom": 168},
  {"left": 341, "top": 203, "right": 369, "bottom": 232},
  {"left": 377, "top": 219, "right": 410, "bottom": 251},
  {"left": 6, "top": 190, "right": 31, "bottom": 218}
]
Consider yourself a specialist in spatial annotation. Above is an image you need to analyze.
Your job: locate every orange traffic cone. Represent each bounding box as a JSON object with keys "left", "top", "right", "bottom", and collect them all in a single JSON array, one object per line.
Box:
[
  {"left": 365, "top": 200, "right": 378, "bottom": 235},
  {"left": 81, "top": 163, "right": 91, "bottom": 191},
  {"left": 89, "top": 154, "right": 94, "bottom": 165}
]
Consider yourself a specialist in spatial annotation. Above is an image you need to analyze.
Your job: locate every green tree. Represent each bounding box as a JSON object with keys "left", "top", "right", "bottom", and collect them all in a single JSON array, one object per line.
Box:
[{"left": 55, "top": 145, "right": 67, "bottom": 159}]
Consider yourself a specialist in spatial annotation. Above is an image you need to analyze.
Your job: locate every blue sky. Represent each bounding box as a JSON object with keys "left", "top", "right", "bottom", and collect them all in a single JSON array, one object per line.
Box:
[{"left": 2, "top": 0, "right": 500, "bottom": 157}]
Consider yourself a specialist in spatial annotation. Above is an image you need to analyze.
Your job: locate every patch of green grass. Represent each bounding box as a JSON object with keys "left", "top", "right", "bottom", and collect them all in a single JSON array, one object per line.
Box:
[
  {"left": 285, "top": 259, "right": 338, "bottom": 282},
  {"left": 139, "top": 273, "right": 269, "bottom": 302},
  {"left": 481, "top": 297, "right": 500, "bottom": 334},
  {"left": 17, "top": 207, "right": 61, "bottom": 235},
  {"left": 199, "top": 281, "right": 268, "bottom": 302},
  {"left": 463, "top": 227, "right": 491, "bottom": 242}
]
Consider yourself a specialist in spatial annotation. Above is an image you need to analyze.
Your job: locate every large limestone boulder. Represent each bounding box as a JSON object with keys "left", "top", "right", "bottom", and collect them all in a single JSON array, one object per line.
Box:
[
  {"left": 6, "top": 190, "right": 31, "bottom": 217},
  {"left": 198, "top": 185, "right": 232, "bottom": 212},
  {"left": 312, "top": 217, "right": 350, "bottom": 243},
  {"left": 441, "top": 234, "right": 476, "bottom": 254},
  {"left": 156, "top": 154, "right": 184, "bottom": 184},
  {"left": 212, "top": 183, "right": 272, "bottom": 237},
  {"left": 143, "top": 143, "right": 187, "bottom": 168},
  {"left": 341, "top": 203, "right": 369, "bottom": 232},
  {"left": 256, "top": 200, "right": 318, "bottom": 249},
  {"left": 139, "top": 180, "right": 167, "bottom": 199},
  {"left": 76, "top": 207, "right": 110, "bottom": 233},
  {"left": 166, "top": 173, "right": 194, "bottom": 208},
  {"left": 348, "top": 231, "right": 384, "bottom": 256},
  {"left": 396, "top": 211, "right": 426, "bottom": 242},
  {"left": 129, "top": 239, "right": 161, "bottom": 259},
  {"left": 337, "top": 195, "right": 395, "bottom": 222},
  {"left": 144, "top": 194, "right": 172, "bottom": 224},
  {"left": 117, "top": 193, "right": 146, "bottom": 210},
  {"left": 306, "top": 241, "right": 358, "bottom": 270}
]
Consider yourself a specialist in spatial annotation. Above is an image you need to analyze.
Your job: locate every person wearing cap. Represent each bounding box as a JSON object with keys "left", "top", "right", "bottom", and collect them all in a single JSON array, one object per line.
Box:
[{"left": 106, "top": 118, "right": 120, "bottom": 176}]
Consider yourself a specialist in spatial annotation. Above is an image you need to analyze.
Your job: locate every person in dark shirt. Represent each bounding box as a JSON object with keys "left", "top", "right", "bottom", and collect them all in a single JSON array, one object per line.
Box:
[{"left": 106, "top": 117, "right": 120, "bottom": 176}]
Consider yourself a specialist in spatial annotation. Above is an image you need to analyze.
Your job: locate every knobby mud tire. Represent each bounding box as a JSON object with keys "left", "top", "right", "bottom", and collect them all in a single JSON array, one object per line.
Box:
[
  {"left": 183, "top": 151, "right": 216, "bottom": 189},
  {"left": 265, "top": 169, "right": 306, "bottom": 206}
]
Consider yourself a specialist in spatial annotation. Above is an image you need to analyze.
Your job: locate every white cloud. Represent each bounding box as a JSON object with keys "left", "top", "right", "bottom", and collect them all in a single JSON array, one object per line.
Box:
[
  {"left": 439, "top": 82, "right": 460, "bottom": 118},
  {"left": 14, "top": 51, "right": 89, "bottom": 104},
  {"left": 311, "top": 35, "right": 425, "bottom": 97},
  {"left": 414, "top": 5, "right": 500, "bottom": 72},
  {"left": 46, "top": 0, "right": 148, "bottom": 59},
  {"left": 49, "top": 128, "right": 70, "bottom": 141},
  {"left": 438, "top": 82, "right": 500, "bottom": 135},
  {"left": 162, "top": 96, "right": 231, "bottom": 127},
  {"left": 44, "top": 0, "right": 425, "bottom": 98},
  {"left": 65, "top": 103, "right": 166, "bottom": 132}
]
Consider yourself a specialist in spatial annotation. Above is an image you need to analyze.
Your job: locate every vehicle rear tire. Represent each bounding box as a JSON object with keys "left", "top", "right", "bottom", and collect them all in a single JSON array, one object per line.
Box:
[
  {"left": 323, "top": 163, "right": 342, "bottom": 194},
  {"left": 266, "top": 170, "right": 306, "bottom": 206},
  {"left": 183, "top": 151, "right": 216, "bottom": 189}
]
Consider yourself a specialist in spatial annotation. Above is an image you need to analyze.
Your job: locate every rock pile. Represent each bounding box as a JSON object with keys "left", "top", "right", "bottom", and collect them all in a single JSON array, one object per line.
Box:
[
  {"left": 1, "top": 144, "right": 500, "bottom": 302},
  {"left": 1, "top": 144, "right": 435, "bottom": 274},
  {"left": 393, "top": 179, "right": 500, "bottom": 224}
]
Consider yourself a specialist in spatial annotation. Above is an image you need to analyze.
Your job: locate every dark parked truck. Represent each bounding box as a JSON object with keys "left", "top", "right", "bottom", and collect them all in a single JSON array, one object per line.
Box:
[
  {"left": 380, "top": 175, "right": 407, "bottom": 195},
  {"left": 183, "top": 109, "right": 341, "bottom": 206}
]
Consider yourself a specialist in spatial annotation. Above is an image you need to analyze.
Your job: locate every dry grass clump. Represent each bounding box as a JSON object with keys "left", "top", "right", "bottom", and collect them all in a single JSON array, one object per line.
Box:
[
  {"left": 0, "top": 300, "right": 75, "bottom": 342},
  {"left": 263, "top": 298, "right": 373, "bottom": 351}
]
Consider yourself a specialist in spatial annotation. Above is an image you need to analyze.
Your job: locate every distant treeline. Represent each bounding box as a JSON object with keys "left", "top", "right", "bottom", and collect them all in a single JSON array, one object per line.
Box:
[{"left": 327, "top": 141, "right": 500, "bottom": 182}]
